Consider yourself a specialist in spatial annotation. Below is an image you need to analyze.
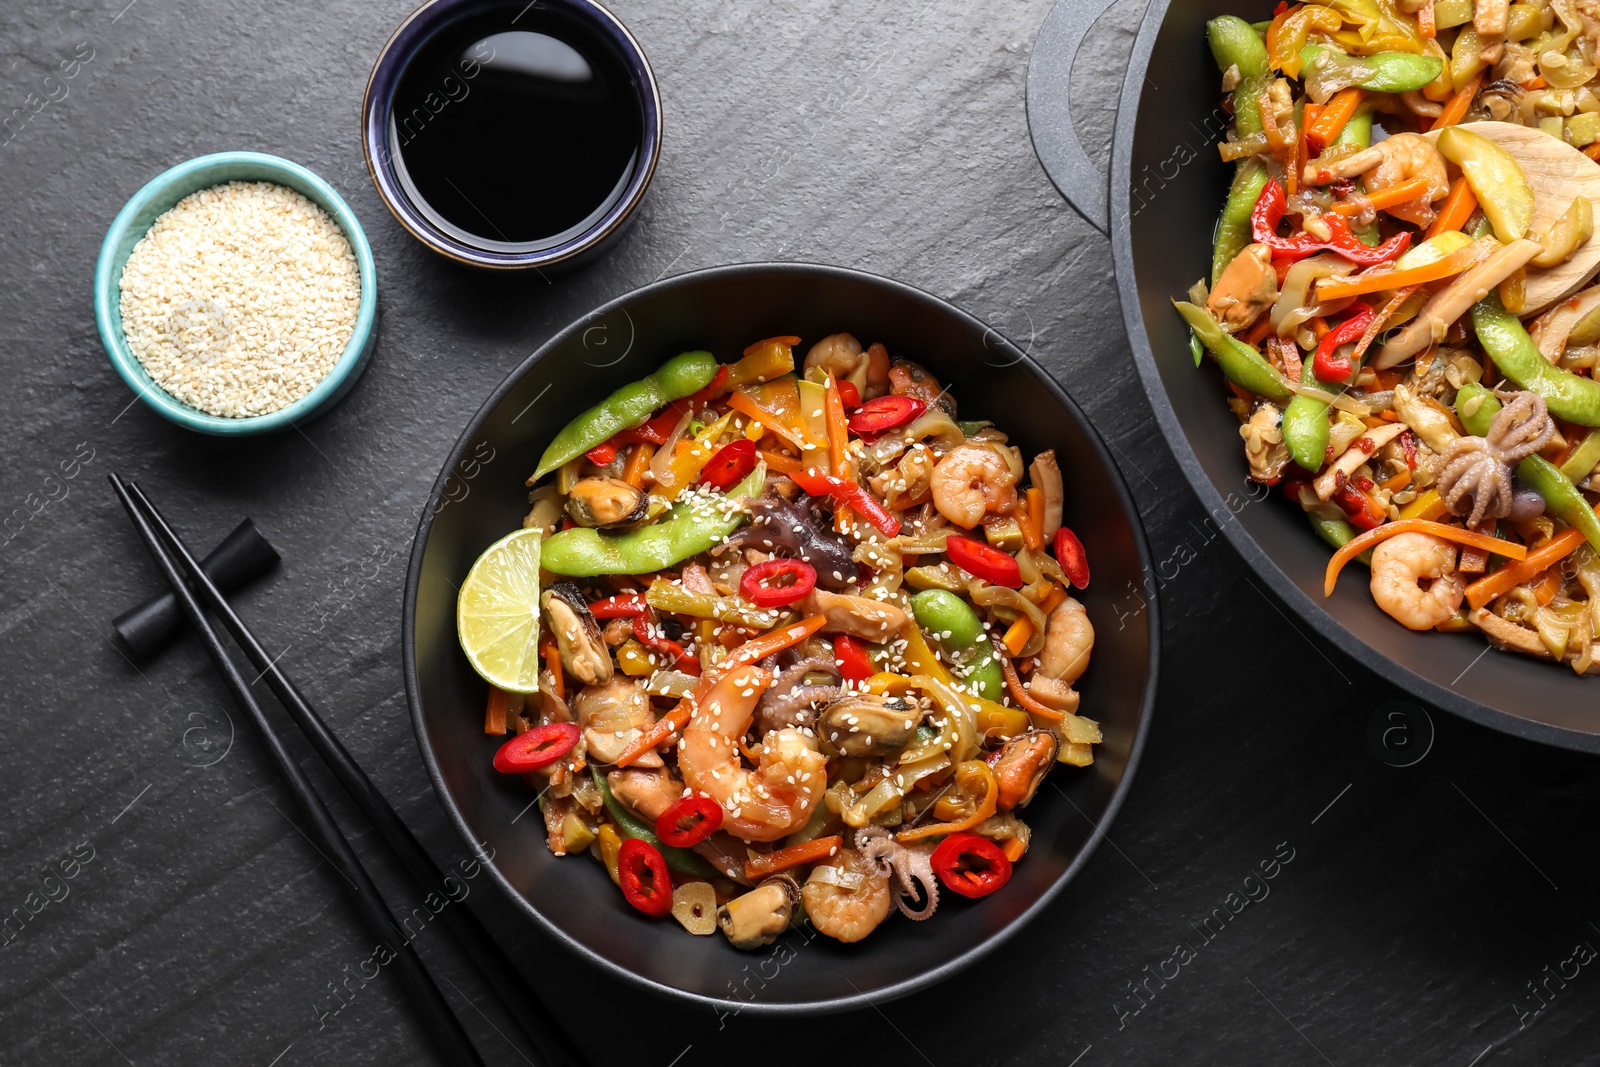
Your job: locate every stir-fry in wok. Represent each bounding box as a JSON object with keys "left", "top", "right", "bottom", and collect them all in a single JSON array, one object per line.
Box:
[
  {"left": 1181, "top": 1, "right": 1600, "bottom": 672},
  {"left": 458, "top": 336, "right": 1100, "bottom": 947}
]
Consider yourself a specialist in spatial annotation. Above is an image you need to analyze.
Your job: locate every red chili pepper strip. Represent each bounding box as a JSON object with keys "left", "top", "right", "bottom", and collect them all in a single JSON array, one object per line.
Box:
[
  {"left": 930, "top": 832, "right": 1013, "bottom": 899},
  {"left": 1053, "top": 527, "right": 1091, "bottom": 589},
  {"left": 945, "top": 535, "right": 1023, "bottom": 588},
  {"left": 654, "top": 795, "right": 723, "bottom": 848},
  {"left": 1251, "top": 179, "right": 1410, "bottom": 267},
  {"left": 837, "top": 380, "right": 861, "bottom": 409},
  {"left": 1311, "top": 303, "right": 1374, "bottom": 383},
  {"left": 789, "top": 467, "right": 900, "bottom": 537},
  {"left": 1333, "top": 480, "right": 1387, "bottom": 530},
  {"left": 586, "top": 441, "right": 619, "bottom": 465},
  {"left": 491, "top": 722, "right": 580, "bottom": 774},
  {"left": 832, "top": 635, "right": 874, "bottom": 682},
  {"left": 631, "top": 617, "right": 702, "bottom": 675},
  {"left": 700, "top": 438, "right": 759, "bottom": 491},
  {"left": 617, "top": 838, "right": 675, "bottom": 917},
  {"left": 589, "top": 593, "right": 649, "bottom": 619},
  {"left": 740, "top": 558, "right": 818, "bottom": 607},
  {"left": 847, "top": 395, "right": 926, "bottom": 437}
]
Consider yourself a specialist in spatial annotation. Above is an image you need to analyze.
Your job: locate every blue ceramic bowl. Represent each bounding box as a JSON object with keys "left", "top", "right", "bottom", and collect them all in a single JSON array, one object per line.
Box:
[
  {"left": 361, "top": 0, "right": 661, "bottom": 270},
  {"left": 93, "top": 151, "right": 378, "bottom": 436}
]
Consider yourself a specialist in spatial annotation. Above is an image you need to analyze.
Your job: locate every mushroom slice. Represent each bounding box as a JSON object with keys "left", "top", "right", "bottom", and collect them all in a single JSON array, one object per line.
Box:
[
  {"left": 540, "top": 582, "right": 613, "bottom": 686},
  {"left": 565, "top": 477, "right": 649, "bottom": 530},
  {"left": 817, "top": 692, "right": 922, "bottom": 758}
]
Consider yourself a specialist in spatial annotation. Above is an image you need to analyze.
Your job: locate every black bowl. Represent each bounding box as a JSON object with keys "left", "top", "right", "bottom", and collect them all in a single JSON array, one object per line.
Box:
[
  {"left": 403, "top": 263, "right": 1159, "bottom": 1012},
  {"left": 1028, "top": 0, "right": 1600, "bottom": 751}
]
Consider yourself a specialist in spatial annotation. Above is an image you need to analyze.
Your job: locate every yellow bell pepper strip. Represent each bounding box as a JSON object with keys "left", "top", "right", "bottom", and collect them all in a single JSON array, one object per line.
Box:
[
  {"left": 1471, "top": 295, "right": 1600, "bottom": 429},
  {"left": 897, "top": 760, "right": 997, "bottom": 842},
  {"left": 533, "top": 351, "right": 718, "bottom": 480},
  {"left": 727, "top": 379, "right": 822, "bottom": 453},
  {"left": 1465, "top": 526, "right": 1592, "bottom": 610},
  {"left": 1272, "top": 6, "right": 1344, "bottom": 77},
  {"left": 1398, "top": 488, "right": 1450, "bottom": 521},
  {"left": 723, "top": 336, "right": 799, "bottom": 392},
  {"left": 743, "top": 836, "right": 842, "bottom": 882},
  {"left": 1324, "top": 519, "right": 1527, "bottom": 596}
]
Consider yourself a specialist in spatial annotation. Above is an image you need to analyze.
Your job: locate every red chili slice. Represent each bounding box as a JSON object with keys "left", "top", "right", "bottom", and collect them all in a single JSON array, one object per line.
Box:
[
  {"left": 837, "top": 380, "right": 862, "bottom": 409},
  {"left": 740, "top": 558, "right": 817, "bottom": 607},
  {"left": 832, "top": 634, "right": 874, "bottom": 682},
  {"left": 588, "top": 593, "right": 649, "bottom": 618},
  {"left": 931, "top": 832, "right": 1013, "bottom": 899},
  {"left": 945, "top": 536, "right": 1023, "bottom": 588},
  {"left": 617, "top": 837, "right": 674, "bottom": 917},
  {"left": 492, "top": 722, "right": 580, "bottom": 774},
  {"left": 631, "top": 617, "right": 702, "bottom": 675},
  {"left": 1053, "top": 527, "right": 1090, "bottom": 590},
  {"left": 847, "top": 395, "right": 926, "bottom": 436},
  {"left": 700, "top": 438, "right": 758, "bottom": 491},
  {"left": 586, "top": 441, "right": 619, "bottom": 465},
  {"left": 655, "top": 795, "right": 723, "bottom": 848}
]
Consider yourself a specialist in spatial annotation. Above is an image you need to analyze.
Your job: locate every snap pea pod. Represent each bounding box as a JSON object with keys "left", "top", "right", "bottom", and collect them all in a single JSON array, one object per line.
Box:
[
  {"left": 1208, "top": 16, "right": 1270, "bottom": 139},
  {"left": 1300, "top": 44, "right": 1443, "bottom": 94},
  {"left": 1470, "top": 294, "right": 1600, "bottom": 428},
  {"left": 908, "top": 589, "right": 1003, "bottom": 701},
  {"left": 1309, "top": 512, "right": 1371, "bottom": 565},
  {"left": 1333, "top": 107, "right": 1381, "bottom": 247},
  {"left": 541, "top": 464, "right": 765, "bottom": 576},
  {"left": 590, "top": 766, "right": 720, "bottom": 879},
  {"left": 1283, "top": 362, "right": 1334, "bottom": 472},
  {"left": 1174, "top": 301, "right": 1294, "bottom": 402},
  {"left": 533, "top": 351, "right": 718, "bottom": 480},
  {"left": 1456, "top": 382, "right": 1600, "bottom": 553},
  {"left": 1212, "top": 158, "right": 1270, "bottom": 285}
]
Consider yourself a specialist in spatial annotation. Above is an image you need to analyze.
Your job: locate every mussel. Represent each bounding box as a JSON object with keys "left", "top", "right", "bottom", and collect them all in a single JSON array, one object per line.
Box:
[
  {"left": 565, "top": 477, "right": 649, "bottom": 530},
  {"left": 817, "top": 692, "right": 921, "bottom": 758},
  {"left": 540, "top": 582, "right": 613, "bottom": 686}
]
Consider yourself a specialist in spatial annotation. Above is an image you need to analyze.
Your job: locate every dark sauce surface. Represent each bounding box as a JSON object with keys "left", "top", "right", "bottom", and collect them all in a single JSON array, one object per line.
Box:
[{"left": 388, "top": 7, "right": 642, "bottom": 250}]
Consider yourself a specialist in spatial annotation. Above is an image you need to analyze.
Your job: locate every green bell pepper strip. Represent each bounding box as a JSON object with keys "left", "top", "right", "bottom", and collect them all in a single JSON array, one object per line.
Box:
[
  {"left": 541, "top": 463, "right": 766, "bottom": 576},
  {"left": 1283, "top": 362, "right": 1335, "bottom": 472},
  {"left": 1212, "top": 158, "right": 1270, "bottom": 285},
  {"left": 1561, "top": 429, "right": 1600, "bottom": 482},
  {"left": 1174, "top": 301, "right": 1294, "bottom": 402},
  {"left": 1456, "top": 382, "right": 1600, "bottom": 553},
  {"left": 1470, "top": 294, "right": 1600, "bottom": 429},
  {"left": 533, "top": 351, "right": 719, "bottom": 480},
  {"left": 1300, "top": 44, "right": 1443, "bottom": 94},
  {"left": 908, "top": 589, "right": 1003, "bottom": 701},
  {"left": 590, "top": 766, "right": 720, "bottom": 879},
  {"left": 1208, "top": 16, "right": 1270, "bottom": 139}
]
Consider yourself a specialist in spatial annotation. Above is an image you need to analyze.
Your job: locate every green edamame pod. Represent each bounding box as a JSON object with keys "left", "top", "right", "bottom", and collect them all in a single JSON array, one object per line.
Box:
[
  {"left": 1283, "top": 363, "right": 1333, "bottom": 472},
  {"left": 533, "top": 351, "right": 719, "bottom": 479},
  {"left": 1300, "top": 45, "right": 1442, "bottom": 94},
  {"left": 1208, "top": 16, "right": 1270, "bottom": 138},
  {"left": 1470, "top": 295, "right": 1600, "bottom": 428},
  {"left": 591, "top": 767, "right": 720, "bottom": 879},
  {"left": 908, "top": 589, "right": 1003, "bottom": 701},
  {"left": 1212, "top": 158, "right": 1270, "bottom": 285},
  {"left": 1309, "top": 512, "right": 1371, "bottom": 564},
  {"left": 542, "top": 464, "right": 766, "bottom": 576},
  {"left": 1456, "top": 383, "right": 1600, "bottom": 553},
  {"left": 1174, "top": 301, "right": 1294, "bottom": 402}
]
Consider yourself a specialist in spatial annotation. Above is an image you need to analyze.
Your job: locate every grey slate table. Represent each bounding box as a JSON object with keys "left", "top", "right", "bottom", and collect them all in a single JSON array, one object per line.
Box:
[{"left": 4, "top": 0, "right": 1599, "bottom": 1063}]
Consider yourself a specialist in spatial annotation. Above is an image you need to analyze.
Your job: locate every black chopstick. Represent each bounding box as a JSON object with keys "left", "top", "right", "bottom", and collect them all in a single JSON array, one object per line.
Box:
[
  {"left": 109, "top": 475, "right": 491, "bottom": 1066},
  {"left": 122, "top": 481, "right": 586, "bottom": 1067}
]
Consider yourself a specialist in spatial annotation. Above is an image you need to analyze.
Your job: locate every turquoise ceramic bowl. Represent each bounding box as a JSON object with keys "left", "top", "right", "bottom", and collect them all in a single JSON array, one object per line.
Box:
[{"left": 93, "top": 151, "right": 378, "bottom": 435}]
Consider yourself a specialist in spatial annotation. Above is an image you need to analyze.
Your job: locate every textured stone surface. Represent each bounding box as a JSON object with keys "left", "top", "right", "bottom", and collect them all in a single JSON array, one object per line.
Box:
[{"left": 2, "top": 0, "right": 1597, "bottom": 1063}]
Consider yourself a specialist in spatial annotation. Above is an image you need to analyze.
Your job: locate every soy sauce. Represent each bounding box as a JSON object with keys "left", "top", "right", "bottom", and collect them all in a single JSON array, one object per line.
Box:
[{"left": 388, "top": 6, "right": 642, "bottom": 251}]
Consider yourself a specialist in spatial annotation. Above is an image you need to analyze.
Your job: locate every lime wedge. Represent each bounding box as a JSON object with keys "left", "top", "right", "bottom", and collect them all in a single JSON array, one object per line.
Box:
[{"left": 457, "top": 528, "right": 543, "bottom": 693}]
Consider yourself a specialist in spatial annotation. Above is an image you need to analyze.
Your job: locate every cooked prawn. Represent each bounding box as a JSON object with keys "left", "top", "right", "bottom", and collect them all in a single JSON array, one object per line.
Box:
[
  {"left": 677, "top": 664, "right": 828, "bottom": 843},
  {"left": 804, "top": 333, "right": 891, "bottom": 399},
  {"left": 801, "top": 846, "right": 891, "bottom": 943},
  {"left": 1304, "top": 132, "right": 1449, "bottom": 226},
  {"left": 1370, "top": 532, "right": 1464, "bottom": 630},
  {"left": 1026, "top": 597, "right": 1094, "bottom": 713},
  {"left": 930, "top": 443, "right": 1019, "bottom": 528}
]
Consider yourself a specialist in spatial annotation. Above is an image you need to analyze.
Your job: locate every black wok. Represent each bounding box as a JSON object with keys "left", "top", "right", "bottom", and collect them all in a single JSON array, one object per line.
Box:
[{"left": 1027, "top": 0, "right": 1600, "bottom": 750}]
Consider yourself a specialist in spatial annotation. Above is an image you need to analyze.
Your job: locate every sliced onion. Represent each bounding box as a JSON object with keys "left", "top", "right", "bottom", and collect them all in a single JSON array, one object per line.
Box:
[
  {"left": 1272, "top": 254, "right": 1356, "bottom": 338},
  {"left": 1304, "top": 48, "right": 1375, "bottom": 103},
  {"left": 806, "top": 864, "right": 863, "bottom": 890},
  {"left": 1530, "top": 283, "right": 1600, "bottom": 365},
  {"left": 969, "top": 580, "right": 1049, "bottom": 658}
]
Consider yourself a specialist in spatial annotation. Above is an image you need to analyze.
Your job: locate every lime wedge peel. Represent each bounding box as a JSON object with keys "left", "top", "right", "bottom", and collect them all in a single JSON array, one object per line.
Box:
[{"left": 457, "top": 528, "right": 543, "bottom": 694}]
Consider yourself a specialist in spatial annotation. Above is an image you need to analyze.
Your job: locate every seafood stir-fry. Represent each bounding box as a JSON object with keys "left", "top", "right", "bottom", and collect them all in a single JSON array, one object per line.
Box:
[
  {"left": 461, "top": 336, "right": 1101, "bottom": 946},
  {"left": 1182, "top": 1, "right": 1600, "bottom": 672}
]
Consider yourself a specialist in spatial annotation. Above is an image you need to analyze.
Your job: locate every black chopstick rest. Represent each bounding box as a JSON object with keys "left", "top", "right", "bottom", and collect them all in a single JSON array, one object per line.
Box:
[{"left": 113, "top": 518, "right": 279, "bottom": 659}]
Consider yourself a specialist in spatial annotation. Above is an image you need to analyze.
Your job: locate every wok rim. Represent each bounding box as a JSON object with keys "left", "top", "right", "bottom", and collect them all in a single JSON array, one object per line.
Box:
[{"left": 401, "top": 260, "right": 1162, "bottom": 1013}]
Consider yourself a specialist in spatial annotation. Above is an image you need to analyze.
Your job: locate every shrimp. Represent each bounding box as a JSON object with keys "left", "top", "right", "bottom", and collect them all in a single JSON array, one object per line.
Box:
[
  {"left": 1026, "top": 597, "right": 1094, "bottom": 713},
  {"left": 677, "top": 664, "right": 828, "bottom": 842},
  {"left": 1370, "top": 532, "right": 1464, "bottom": 630},
  {"left": 929, "top": 443, "right": 1019, "bottom": 528},
  {"left": 802, "top": 846, "right": 891, "bottom": 943},
  {"left": 1304, "top": 133, "right": 1449, "bottom": 226},
  {"left": 804, "top": 333, "right": 891, "bottom": 399}
]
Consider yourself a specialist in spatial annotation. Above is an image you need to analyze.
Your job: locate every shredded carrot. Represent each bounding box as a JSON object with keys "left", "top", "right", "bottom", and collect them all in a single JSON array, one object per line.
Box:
[
  {"left": 615, "top": 696, "right": 695, "bottom": 768},
  {"left": 1020, "top": 487, "right": 1045, "bottom": 551},
  {"left": 1001, "top": 617, "right": 1032, "bottom": 657},
  {"left": 1532, "top": 568, "right": 1563, "bottom": 606},
  {"left": 1585, "top": 143, "right": 1600, "bottom": 162},
  {"left": 1352, "top": 285, "right": 1421, "bottom": 361},
  {"left": 824, "top": 375, "right": 851, "bottom": 532},
  {"left": 1306, "top": 88, "right": 1363, "bottom": 154},
  {"left": 1465, "top": 526, "right": 1589, "bottom": 610},
  {"left": 725, "top": 614, "right": 827, "bottom": 671},
  {"left": 1426, "top": 176, "right": 1477, "bottom": 238},
  {"left": 1431, "top": 72, "right": 1483, "bottom": 131},
  {"left": 758, "top": 449, "right": 803, "bottom": 474},
  {"left": 484, "top": 686, "right": 508, "bottom": 736},
  {"left": 621, "top": 442, "right": 654, "bottom": 488},
  {"left": 727, "top": 389, "right": 809, "bottom": 451},
  {"left": 1418, "top": 0, "right": 1435, "bottom": 37},
  {"left": 1523, "top": 76, "right": 1548, "bottom": 90},
  {"left": 990, "top": 631, "right": 1062, "bottom": 720},
  {"left": 1001, "top": 836, "right": 1028, "bottom": 863},
  {"left": 744, "top": 836, "right": 843, "bottom": 881},
  {"left": 1458, "top": 544, "right": 1488, "bottom": 574},
  {"left": 1381, "top": 470, "right": 1412, "bottom": 491},
  {"left": 1325, "top": 519, "right": 1528, "bottom": 597},
  {"left": 1314, "top": 242, "right": 1483, "bottom": 301},
  {"left": 1311, "top": 316, "right": 1330, "bottom": 340},
  {"left": 1243, "top": 315, "right": 1277, "bottom": 345},
  {"left": 1331, "top": 175, "right": 1431, "bottom": 216},
  {"left": 540, "top": 636, "right": 564, "bottom": 702}
]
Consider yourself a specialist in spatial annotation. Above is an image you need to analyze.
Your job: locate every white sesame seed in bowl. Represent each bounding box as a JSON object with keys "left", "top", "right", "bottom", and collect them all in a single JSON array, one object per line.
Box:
[{"left": 93, "top": 153, "right": 377, "bottom": 436}]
